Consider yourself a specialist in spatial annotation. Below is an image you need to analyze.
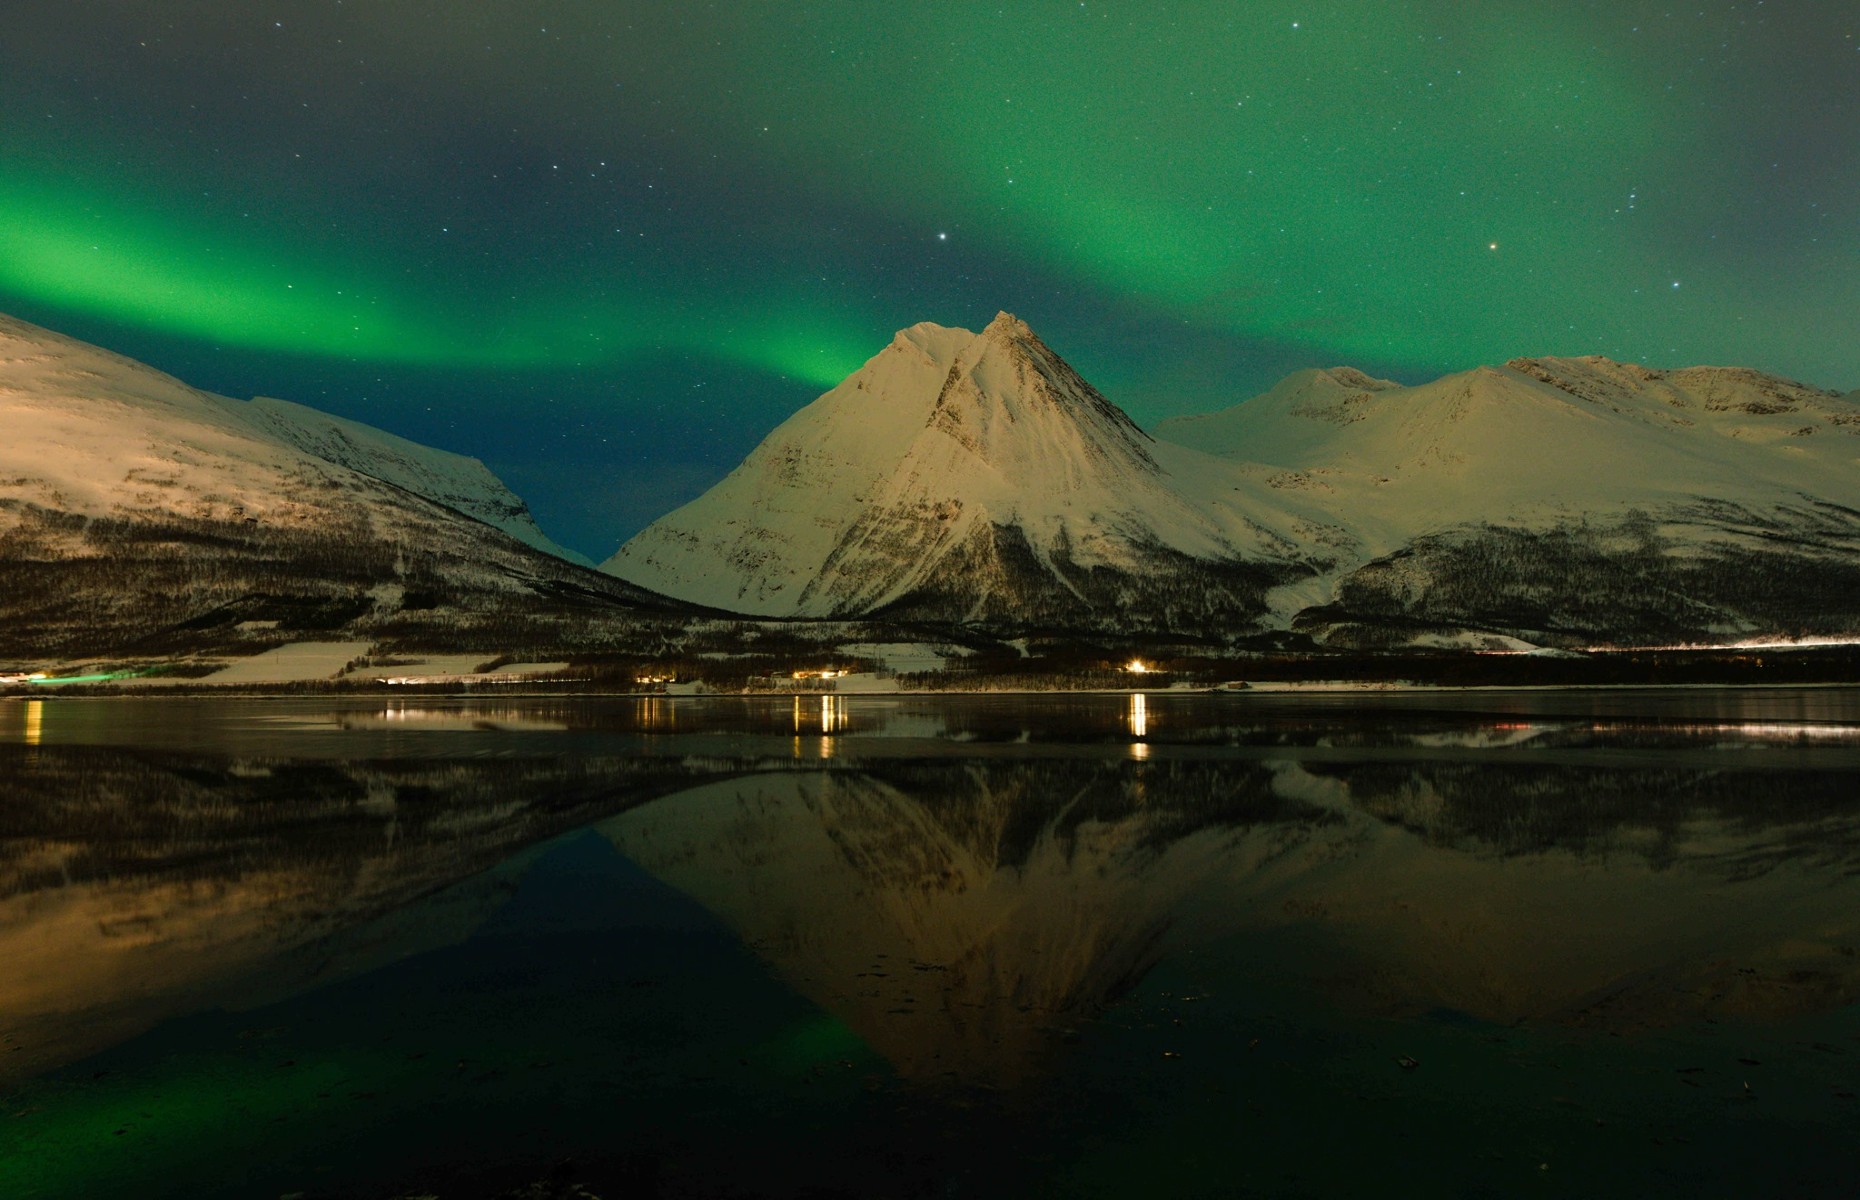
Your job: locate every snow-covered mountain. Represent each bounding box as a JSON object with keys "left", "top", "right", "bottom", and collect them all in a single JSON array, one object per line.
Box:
[
  {"left": 0, "top": 312, "right": 661, "bottom": 657},
  {"left": 1156, "top": 355, "right": 1860, "bottom": 645},
  {"left": 1158, "top": 355, "right": 1860, "bottom": 550},
  {"left": 608, "top": 315, "right": 1860, "bottom": 646},
  {"left": 606, "top": 313, "right": 1346, "bottom": 630},
  {"left": 238, "top": 395, "right": 588, "bottom": 564},
  {"left": 0, "top": 313, "right": 580, "bottom": 562},
  {"left": 1151, "top": 365, "right": 1402, "bottom": 459}
]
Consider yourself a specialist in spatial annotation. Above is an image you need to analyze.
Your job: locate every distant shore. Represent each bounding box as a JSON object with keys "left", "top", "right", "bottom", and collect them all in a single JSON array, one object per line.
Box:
[
  {"left": 8, "top": 634, "right": 1860, "bottom": 700},
  {"left": 9, "top": 679, "right": 1860, "bottom": 703}
]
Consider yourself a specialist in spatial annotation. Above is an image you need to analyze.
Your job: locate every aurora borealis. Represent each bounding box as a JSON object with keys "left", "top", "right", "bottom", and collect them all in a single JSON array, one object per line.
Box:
[{"left": 3, "top": 2, "right": 1855, "bottom": 556}]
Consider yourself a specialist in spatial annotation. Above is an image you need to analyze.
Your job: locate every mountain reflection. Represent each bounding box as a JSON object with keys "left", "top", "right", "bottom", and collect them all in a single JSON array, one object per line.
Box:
[
  {"left": 605, "top": 756, "right": 1860, "bottom": 1085},
  {"left": 0, "top": 745, "right": 738, "bottom": 1083},
  {"left": 603, "top": 760, "right": 1340, "bottom": 1085},
  {"left": 6, "top": 709, "right": 1860, "bottom": 1092}
]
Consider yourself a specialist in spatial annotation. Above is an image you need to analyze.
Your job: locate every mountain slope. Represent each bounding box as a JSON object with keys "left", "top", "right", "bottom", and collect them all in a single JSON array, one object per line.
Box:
[
  {"left": 238, "top": 395, "right": 590, "bottom": 564},
  {"left": 1160, "top": 356, "right": 1858, "bottom": 542},
  {"left": 608, "top": 310, "right": 1860, "bottom": 647},
  {"left": 1152, "top": 366, "right": 1401, "bottom": 460},
  {"left": 606, "top": 313, "right": 1340, "bottom": 630},
  {"left": 1156, "top": 355, "right": 1860, "bottom": 645},
  {"left": 0, "top": 312, "right": 672, "bottom": 658}
]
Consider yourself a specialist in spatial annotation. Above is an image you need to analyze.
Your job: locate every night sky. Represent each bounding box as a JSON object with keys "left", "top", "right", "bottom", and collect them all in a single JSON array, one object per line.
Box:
[{"left": 3, "top": 2, "right": 1855, "bottom": 558}]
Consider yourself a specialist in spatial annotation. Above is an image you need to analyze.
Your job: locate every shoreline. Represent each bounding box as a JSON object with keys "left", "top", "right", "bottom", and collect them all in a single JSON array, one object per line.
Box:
[{"left": 8, "top": 678, "right": 1860, "bottom": 702}]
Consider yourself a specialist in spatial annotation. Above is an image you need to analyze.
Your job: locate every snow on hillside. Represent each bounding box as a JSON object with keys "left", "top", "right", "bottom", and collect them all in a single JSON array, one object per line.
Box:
[
  {"left": 0, "top": 312, "right": 585, "bottom": 562},
  {"left": 606, "top": 313, "right": 1344, "bottom": 623},
  {"left": 1149, "top": 354, "right": 1860, "bottom": 643},
  {"left": 1152, "top": 366, "right": 1401, "bottom": 459},
  {"left": 1153, "top": 354, "right": 1860, "bottom": 561},
  {"left": 604, "top": 310, "right": 1860, "bottom": 645},
  {"left": 238, "top": 396, "right": 589, "bottom": 564},
  {"left": 0, "top": 311, "right": 671, "bottom": 658},
  {"left": 0, "top": 314, "right": 316, "bottom": 523}
]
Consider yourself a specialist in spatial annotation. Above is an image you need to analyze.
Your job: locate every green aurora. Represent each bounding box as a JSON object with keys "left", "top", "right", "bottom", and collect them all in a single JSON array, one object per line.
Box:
[{"left": 1, "top": 0, "right": 1854, "bottom": 552}]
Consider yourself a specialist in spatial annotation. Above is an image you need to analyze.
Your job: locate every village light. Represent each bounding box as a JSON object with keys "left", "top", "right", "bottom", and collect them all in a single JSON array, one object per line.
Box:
[{"left": 1125, "top": 659, "right": 1149, "bottom": 674}]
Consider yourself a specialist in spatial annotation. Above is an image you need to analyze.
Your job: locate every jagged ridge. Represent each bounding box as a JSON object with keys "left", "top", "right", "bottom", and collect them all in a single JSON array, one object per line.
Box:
[{"left": 606, "top": 312, "right": 1330, "bottom": 630}]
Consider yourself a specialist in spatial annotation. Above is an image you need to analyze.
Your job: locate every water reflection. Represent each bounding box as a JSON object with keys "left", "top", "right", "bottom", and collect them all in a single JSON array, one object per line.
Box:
[
  {"left": 0, "top": 746, "right": 742, "bottom": 1083},
  {"left": 6, "top": 693, "right": 1860, "bottom": 1098},
  {"left": 336, "top": 703, "right": 569, "bottom": 732},
  {"left": 791, "top": 693, "right": 848, "bottom": 734},
  {"left": 601, "top": 756, "right": 1860, "bottom": 1084},
  {"left": 1589, "top": 719, "right": 1860, "bottom": 741},
  {"left": 636, "top": 694, "right": 676, "bottom": 732},
  {"left": 0, "top": 699, "right": 45, "bottom": 746},
  {"left": 13, "top": 690, "right": 1860, "bottom": 763}
]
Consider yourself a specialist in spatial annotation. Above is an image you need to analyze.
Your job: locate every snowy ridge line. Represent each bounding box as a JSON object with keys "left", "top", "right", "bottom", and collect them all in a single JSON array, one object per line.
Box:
[
  {"left": 605, "top": 314, "right": 1860, "bottom": 647},
  {"left": 0, "top": 310, "right": 587, "bottom": 566}
]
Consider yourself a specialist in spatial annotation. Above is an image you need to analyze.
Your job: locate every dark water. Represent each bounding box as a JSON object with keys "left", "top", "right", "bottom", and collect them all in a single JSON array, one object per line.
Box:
[{"left": 3, "top": 690, "right": 1860, "bottom": 1199}]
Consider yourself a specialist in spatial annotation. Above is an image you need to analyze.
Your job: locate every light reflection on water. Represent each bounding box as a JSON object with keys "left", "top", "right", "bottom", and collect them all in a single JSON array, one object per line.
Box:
[
  {"left": 1589, "top": 719, "right": 1860, "bottom": 740},
  {"left": 0, "top": 698, "right": 45, "bottom": 745},
  {"left": 3, "top": 692, "right": 1860, "bottom": 1199}
]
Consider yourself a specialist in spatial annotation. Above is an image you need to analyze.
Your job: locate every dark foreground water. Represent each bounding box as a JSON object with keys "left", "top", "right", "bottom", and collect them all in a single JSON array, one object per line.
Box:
[{"left": 3, "top": 689, "right": 1859, "bottom": 1199}]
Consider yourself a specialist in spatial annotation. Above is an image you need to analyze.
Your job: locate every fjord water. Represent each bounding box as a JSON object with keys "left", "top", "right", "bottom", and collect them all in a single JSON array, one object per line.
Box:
[{"left": 3, "top": 693, "right": 1859, "bottom": 1199}]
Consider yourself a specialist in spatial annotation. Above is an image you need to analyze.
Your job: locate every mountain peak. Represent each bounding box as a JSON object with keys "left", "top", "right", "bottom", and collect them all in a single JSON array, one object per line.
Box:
[
  {"left": 604, "top": 314, "right": 1282, "bottom": 620},
  {"left": 947, "top": 313, "right": 1155, "bottom": 461},
  {"left": 883, "top": 313, "right": 1063, "bottom": 376},
  {"left": 1317, "top": 366, "right": 1402, "bottom": 392},
  {"left": 981, "top": 310, "right": 1034, "bottom": 342},
  {"left": 1503, "top": 354, "right": 1846, "bottom": 415},
  {"left": 886, "top": 313, "right": 1039, "bottom": 368},
  {"left": 890, "top": 320, "right": 973, "bottom": 365},
  {"left": 1150, "top": 363, "right": 1400, "bottom": 453}
]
